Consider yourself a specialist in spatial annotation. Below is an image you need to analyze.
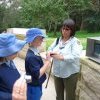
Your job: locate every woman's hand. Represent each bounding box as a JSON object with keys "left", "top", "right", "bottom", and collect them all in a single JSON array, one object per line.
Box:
[
  {"left": 12, "top": 75, "right": 27, "bottom": 100},
  {"left": 50, "top": 52, "right": 64, "bottom": 60}
]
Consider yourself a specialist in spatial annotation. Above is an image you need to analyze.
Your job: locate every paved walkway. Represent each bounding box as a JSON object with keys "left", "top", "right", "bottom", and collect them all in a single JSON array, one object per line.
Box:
[
  {"left": 42, "top": 77, "right": 56, "bottom": 100},
  {"left": 14, "top": 57, "right": 56, "bottom": 100}
]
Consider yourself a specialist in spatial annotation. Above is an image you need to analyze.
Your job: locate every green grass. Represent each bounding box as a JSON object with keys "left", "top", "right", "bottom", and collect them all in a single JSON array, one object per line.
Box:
[
  {"left": 76, "top": 31, "right": 100, "bottom": 50},
  {"left": 46, "top": 31, "right": 100, "bottom": 50},
  {"left": 16, "top": 31, "right": 100, "bottom": 50},
  {"left": 46, "top": 37, "right": 55, "bottom": 49}
]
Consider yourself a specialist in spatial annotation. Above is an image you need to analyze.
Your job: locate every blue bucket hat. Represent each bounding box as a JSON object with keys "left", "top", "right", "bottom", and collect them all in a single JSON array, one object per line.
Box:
[
  {"left": 25, "top": 28, "right": 46, "bottom": 43},
  {"left": 0, "top": 33, "right": 26, "bottom": 57}
]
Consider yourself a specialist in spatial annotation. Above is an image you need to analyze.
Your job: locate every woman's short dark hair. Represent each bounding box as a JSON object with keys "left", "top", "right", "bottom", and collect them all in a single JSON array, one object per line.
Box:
[{"left": 62, "top": 19, "right": 76, "bottom": 36}]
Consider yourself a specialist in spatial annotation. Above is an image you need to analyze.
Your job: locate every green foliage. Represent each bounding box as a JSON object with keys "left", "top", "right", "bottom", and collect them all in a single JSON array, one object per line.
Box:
[
  {"left": 0, "top": 0, "right": 100, "bottom": 33},
  {"left": 0, "top": 4, "right": 7, "bottom": 32},
  {"left": 20, "top": 0, "right": 68, "bottom": 31},
  {"left": 84, "top": 12, "right": 100, "bottom": 32},
  {"left": 0, "top": 0, "right": 22, "bottom": 32}
]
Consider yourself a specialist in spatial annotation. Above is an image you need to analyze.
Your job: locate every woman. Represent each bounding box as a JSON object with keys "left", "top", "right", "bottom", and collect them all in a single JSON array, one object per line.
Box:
[
  {"left": 0, "top": 33, "right": 27, "bottom": 100},
  {"left": 25, "top": 28, "right": 51, "bottom": 100},
  {"left": 47, "top": 19, "right": 83, "bottom": 100}
]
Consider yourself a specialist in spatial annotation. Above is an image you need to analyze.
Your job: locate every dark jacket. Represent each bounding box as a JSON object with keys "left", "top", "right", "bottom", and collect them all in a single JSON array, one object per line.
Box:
[
  {"left": 25, "top": 49, "right": 46, "bottom": 86},
  {"left": 0, "top": 91, "right": 12, "bottom": 100},
  {"left": 0, "top": 61, "right": 20, "bottom": 100}
]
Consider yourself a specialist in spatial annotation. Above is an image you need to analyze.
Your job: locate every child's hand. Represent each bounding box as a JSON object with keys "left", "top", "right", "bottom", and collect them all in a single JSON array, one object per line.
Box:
[
  {"left": 46, "top": 52, "right": 51, "bottom": 61},
  {"left": 12, "top": 76, "right": 27, "bottom": 100}
]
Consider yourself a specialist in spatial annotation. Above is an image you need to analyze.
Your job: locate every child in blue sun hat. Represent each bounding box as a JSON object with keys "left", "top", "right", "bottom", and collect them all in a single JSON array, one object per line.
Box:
[
  {"left": 25, "top": 28, "right": 51, "bottom": 100},
  {"left": 25, "top": 28, "right": 46, "bottom": 43},
  {"left": 0, "top": 33, "right": 27, "bottom": 100}
]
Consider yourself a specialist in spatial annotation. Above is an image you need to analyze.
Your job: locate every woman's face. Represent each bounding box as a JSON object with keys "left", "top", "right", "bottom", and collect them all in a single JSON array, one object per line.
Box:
[
  {"left": 30, "top": 36, "right": 44, "bottom": 47},
  {"left": 61, "top": 26, "right": 71, "bottom": 39}
]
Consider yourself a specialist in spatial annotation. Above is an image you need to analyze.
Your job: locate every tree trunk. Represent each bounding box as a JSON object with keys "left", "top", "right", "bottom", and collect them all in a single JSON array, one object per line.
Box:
[
  {"left": 80, "top": 15, "right": 84, "bottom": 30},
  {"left": 48, "top": 21, "right": 52, "bottom": 32},
  {"left": 54, "top": 22, "right": 57, "bottom": 36}
]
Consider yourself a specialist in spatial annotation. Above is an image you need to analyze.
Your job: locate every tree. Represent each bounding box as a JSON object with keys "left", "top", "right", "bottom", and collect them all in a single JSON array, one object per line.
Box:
[
  {"left": 1, "top": 0, "right": 100, "bottom": 33},
  {"left": 20, "top": 0, "right": 68, "bottom": 33},
  {"left": 0, "top": 0, "right": 22, "bottom": 32}
]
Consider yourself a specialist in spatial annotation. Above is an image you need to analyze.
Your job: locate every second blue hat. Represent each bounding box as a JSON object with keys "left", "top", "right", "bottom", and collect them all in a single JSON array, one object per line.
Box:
[
  {"left": 25, "top": 28, "right": 46, "bottom": 43},
  {"left": 0, "top": 33, "right": 26, "bottom": 57}
]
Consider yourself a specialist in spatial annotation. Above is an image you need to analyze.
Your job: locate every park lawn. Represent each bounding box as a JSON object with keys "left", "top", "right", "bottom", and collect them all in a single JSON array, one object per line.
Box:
[
  {"left": 46, "top": 31, "right": 100, "bottom": 50},
  {"left": 76, "top": 31, "right": 100, "bottom": 50},
  {"left": 16, "top": 31, "right": 100, "bottom": 50},
  {"left": 46, "top": 38, "right": 86, "bottom": 50},
  {"left": 46, "top": 37, "right": 55, "bottom": 49}
]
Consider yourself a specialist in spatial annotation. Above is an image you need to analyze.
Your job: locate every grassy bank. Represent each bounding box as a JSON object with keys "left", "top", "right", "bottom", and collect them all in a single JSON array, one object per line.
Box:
[
  {"left": 16, "top": 31, "right": 100, "bottom": 50},
  {"left": 46, "top": 31, "right": 100, "bottom": 50}
]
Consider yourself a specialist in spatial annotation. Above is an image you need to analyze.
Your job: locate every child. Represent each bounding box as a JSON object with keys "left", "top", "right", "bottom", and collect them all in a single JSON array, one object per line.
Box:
[
  {"left": 0, "top": 33, "right": 27, "bottom": 100},
  {"left": 25, "top": 28, "right": 51, "bottom": 100}
]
